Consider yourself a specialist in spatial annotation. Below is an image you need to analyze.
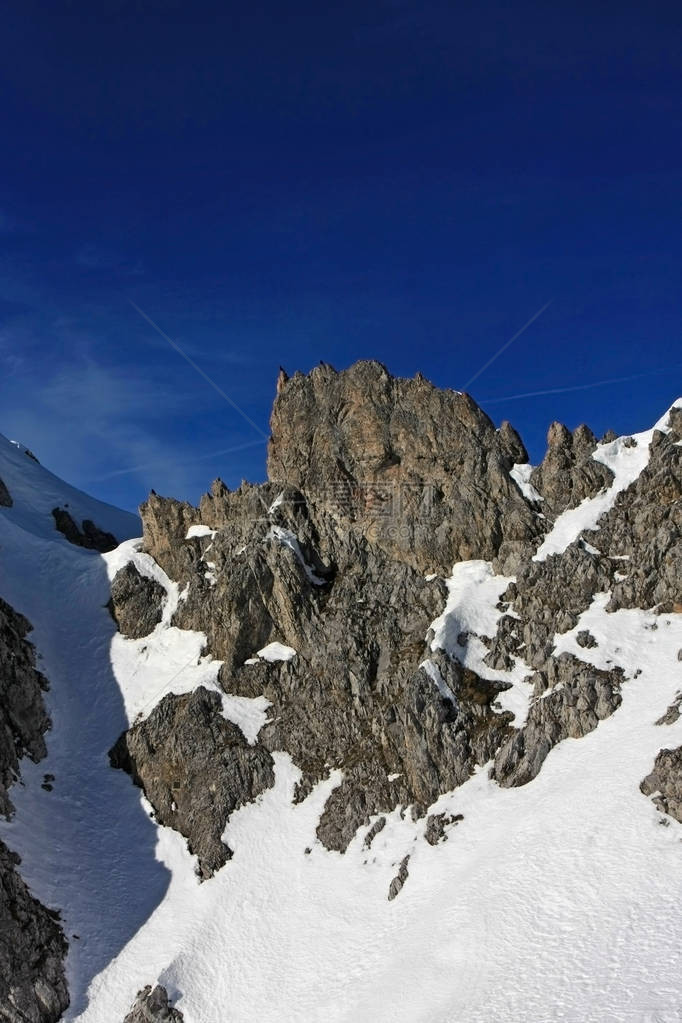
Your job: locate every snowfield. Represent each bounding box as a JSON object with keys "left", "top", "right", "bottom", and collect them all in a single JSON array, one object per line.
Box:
[{"left": 1, "top": 426, "right": 681, "bottom": 1023}]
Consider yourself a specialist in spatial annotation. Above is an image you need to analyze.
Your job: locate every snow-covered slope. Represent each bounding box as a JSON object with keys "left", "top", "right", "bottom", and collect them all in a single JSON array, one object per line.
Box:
[
  {"left": 0, "top": 432, "right": 138, "bottom": 543},
  {"left": 0, "top": 435, "right": 145, "bottom": 1016},
  {"left": 1, "top": 397, "right": 681, "bottom": 1023},
  {"left": 84, "top": 596, "right": 682, "bottom": 1023}
]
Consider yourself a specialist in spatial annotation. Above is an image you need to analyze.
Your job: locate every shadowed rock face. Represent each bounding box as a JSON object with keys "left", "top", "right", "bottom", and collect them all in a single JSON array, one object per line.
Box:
[
  {"left": 0, "top": 598, "right": 51, "bottom": 819},
  {"left": 51, "top": 507, "right": 118, "bottom": 553},
  {"left": 0, "top": 477, "right": 12, "bottom": 507},
  {"left": 110, "top": 688, "right": 275, "bottom": 878},
  {"left": 0, "top": 840, "right": 69, "bottom": 1023},
  {"left": 110, "top": 363, "right": 677, "bottom": 880},
  {"left": 0, "top": 597, "right": 69, "bottom": 1022}
]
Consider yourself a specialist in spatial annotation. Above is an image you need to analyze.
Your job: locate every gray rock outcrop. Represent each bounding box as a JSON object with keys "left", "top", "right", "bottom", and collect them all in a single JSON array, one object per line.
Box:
[
  {"left": 591, "top": 420, "right": 682, "bottom": 613},
  {"left": 387, "top": 855, "right": 410, "bottom": 901},
  {"left": 530, "top": 421, "right": 614, "bottom": 514},
  {"left": 109, "top": 563, "right": 166, "bottom": 639},
  {"left": 493, "top": 655, "right": 623, "bottom": 787},
  {"left": 123, "top": 984, "right": 184, "bottom": 1022},
  {"left": 0, "top": 477, "right": 12, "bottom": 508},
  {"left": 52, "top": 507, "right": 118, "bottom": 553},
  {"left": 424, "top": 811, "right": 463, "bottom": 846},
  {"left": 110, "top": 688, "right": 275, "bottom": 878},
  {"left": 656, "top": 693, "right": 682, "bottom": 726},
  {"left": 266, "top": 361, "right": 540, "bottom": 576},
  {"left": 640, "top": 746, "right": 682, "bottom": 823}
]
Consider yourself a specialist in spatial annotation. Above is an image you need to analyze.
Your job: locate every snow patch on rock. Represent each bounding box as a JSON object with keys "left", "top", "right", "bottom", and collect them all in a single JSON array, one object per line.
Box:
[
  {"left": 535, "top": 400, "right": 682, "bottom": 562},
  {"left": 429, "top": 560, "right": 534, "bottom": 726}
]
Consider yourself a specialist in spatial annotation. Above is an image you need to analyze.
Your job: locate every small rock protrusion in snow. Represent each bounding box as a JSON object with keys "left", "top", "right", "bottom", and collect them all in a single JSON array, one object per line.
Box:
[
  {"left": 123, "top": 983, "right": 184, "bottom": 1022},
  {"left": 363, "top": 816, "right": 387, "bottom": 850},
  {"left": 655, "top": 693, "right": 682, "bottom": 727},
  {"left": 109, "top": 563, "right": 166, "bottom": 639},
  {"left": 576, "top": 630, "right": 598, "bottom": 650},
  {"left": 52, "top": 506, "right": 118, "bottom": 553},
  {"left": 424, "top": 812, "right": 463, "bottom": 846},
  {"left": 0, "top": 476, "right": 12, "bottom": 507},
  {"left": 387, "top": 855, "right": 410, "bottom": 901}
]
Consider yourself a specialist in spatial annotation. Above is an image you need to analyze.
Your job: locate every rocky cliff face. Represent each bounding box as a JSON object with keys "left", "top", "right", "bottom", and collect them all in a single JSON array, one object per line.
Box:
[
  {"left": 110, "top": 688, "right": 275, "bottom": 878},
  {"left": 0, "top": 599, "right": 69, "bottom": 1022},
  {"left": 0, "top": 840, "right": 68, "bottom": 1023},
  {"left": 267, "top": 361, "right": 539, "bottom": 576},
  {"left": 108, "top": 361, "right": 682, "bottom": 886},
  {"left": 0, "top": 599, "right": 51, "bottom": 819}
]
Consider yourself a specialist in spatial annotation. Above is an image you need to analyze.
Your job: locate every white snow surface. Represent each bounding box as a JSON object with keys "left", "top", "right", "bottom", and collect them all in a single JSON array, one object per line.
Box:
[
  {"left": 268, "top": 490, "right": 285, "bottom": 513},
  {"left": 267, "top": 525, "right": 325, "bottom": 584},
  {"left": 429, "top": 560, "right": 535, "bottom": 726},
  {"left": 534, "top": 399, "right": 682, "bottom": 562},
  {"left": 509, "top": 462, "right": 542, "bottom": 502},
  {"left": 1, "top": 427, "right": 682, "bottom": 1022},
  {"left": 254, "top": 641, "right": 297, "bottom": 662},
  {"left": 0, "top": 431, "right": 139, "bottom": 542},
  {"left": 185, "top": 524, "right": 217, "bottom": 539}
]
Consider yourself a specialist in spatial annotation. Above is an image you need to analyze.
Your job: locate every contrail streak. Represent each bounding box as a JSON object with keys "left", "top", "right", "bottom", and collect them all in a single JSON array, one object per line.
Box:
[
  {"left": 480, "top": 361, "right": 682, "bottom": 404},
  {"left": 94, "top": 438, "right": 267, "bottom": 481},
  {"left": 463, "top": 299, "right": 553, "bottom": 390},
  {"left": 129, "top": 300, "right": 269, "bottom": 439}
]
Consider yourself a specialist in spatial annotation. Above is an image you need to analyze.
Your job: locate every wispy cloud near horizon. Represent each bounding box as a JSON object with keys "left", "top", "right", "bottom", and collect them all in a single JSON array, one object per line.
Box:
[{"left": 0, "top": 304, "right": 271, "bottom": 511}]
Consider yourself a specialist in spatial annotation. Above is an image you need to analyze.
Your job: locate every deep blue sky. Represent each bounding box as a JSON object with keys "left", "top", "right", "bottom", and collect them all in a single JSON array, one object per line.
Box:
[{"left": 1, "top": 0, "right": 681, "bottom": 513}]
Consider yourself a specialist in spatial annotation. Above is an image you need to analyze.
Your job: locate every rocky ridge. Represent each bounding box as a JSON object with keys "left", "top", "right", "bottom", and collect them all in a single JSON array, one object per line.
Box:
[{"left": 109, "top": 361, "right": 682, "bottom": 885}]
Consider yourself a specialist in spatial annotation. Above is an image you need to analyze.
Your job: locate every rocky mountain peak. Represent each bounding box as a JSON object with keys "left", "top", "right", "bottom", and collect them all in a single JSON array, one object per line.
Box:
[
  {"left": 267, "top": 359, "right": 539, "bottom": 575},
  {"left": 531, "top": 415, "right": 614, "bottom": 514}
]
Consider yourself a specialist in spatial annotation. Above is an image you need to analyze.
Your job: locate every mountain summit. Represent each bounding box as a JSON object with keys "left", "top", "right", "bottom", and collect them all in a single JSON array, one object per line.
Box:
[{"left": 1, "top": 363, "right": 681, "bottom": 1022}]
